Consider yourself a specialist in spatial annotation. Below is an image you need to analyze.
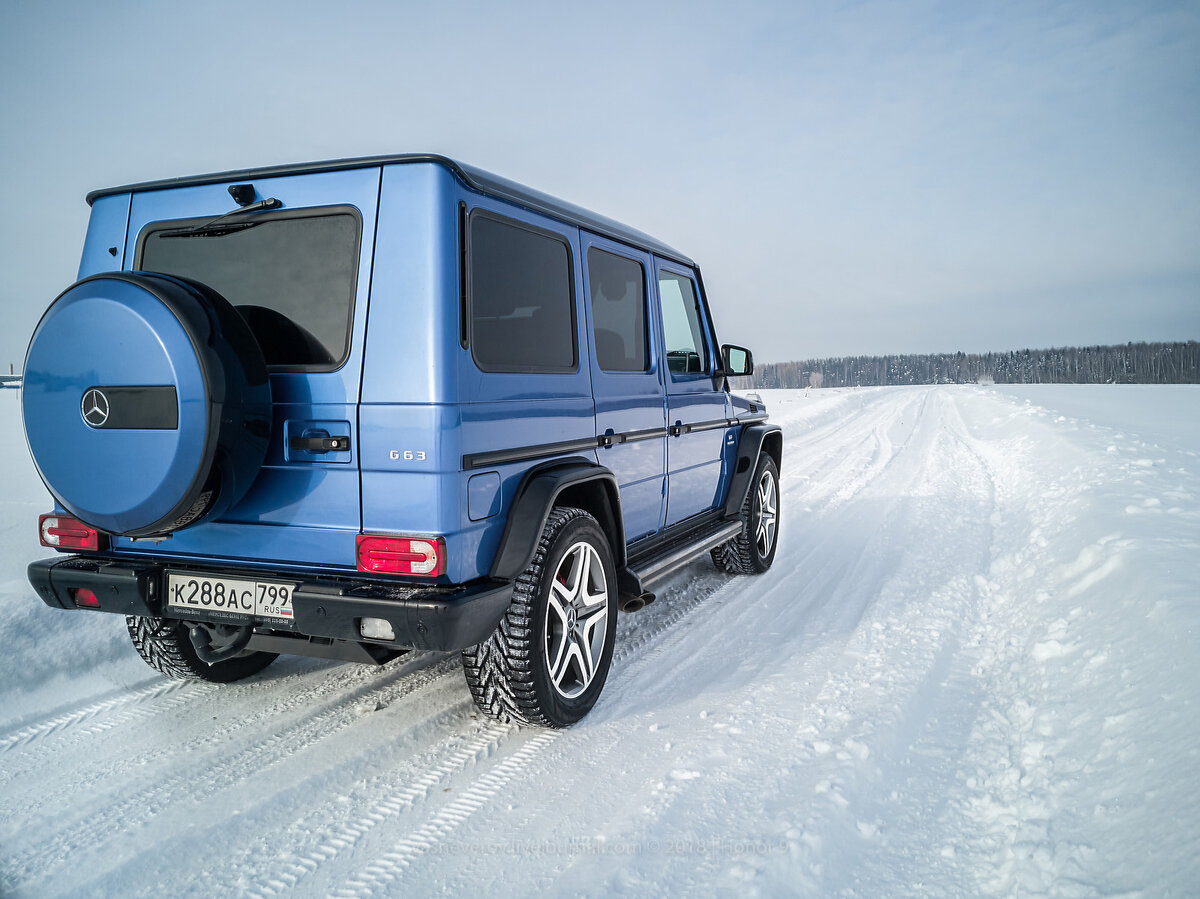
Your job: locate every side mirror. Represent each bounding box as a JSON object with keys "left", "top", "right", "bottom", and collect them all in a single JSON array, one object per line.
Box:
[{"left": 721, "top": 344, "right": 754, "bottom": 377}]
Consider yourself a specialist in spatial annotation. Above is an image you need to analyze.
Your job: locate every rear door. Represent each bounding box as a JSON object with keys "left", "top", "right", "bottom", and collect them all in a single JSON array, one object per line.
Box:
[
  {"left": 581, "top": 234, "right": 666, "bottom": 543},
  {"left": 111, "top": 168, "right": 381, "bottom": 571}
]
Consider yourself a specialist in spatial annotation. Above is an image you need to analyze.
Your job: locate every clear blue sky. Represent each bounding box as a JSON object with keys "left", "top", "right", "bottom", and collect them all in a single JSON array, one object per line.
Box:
[{"left": 1, "top": 0, "right": 1197, "bottom": 367}]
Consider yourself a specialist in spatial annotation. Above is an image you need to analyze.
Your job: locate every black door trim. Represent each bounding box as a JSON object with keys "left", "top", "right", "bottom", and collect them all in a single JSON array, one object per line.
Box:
[{"left": 462, "top": 416, "right": 766, "bottom": 470}]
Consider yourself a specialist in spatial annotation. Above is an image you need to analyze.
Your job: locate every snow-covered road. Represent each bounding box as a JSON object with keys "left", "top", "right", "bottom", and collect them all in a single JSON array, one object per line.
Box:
[{"left": 1, "top": 385, "right": 1197, "bottom": 897}]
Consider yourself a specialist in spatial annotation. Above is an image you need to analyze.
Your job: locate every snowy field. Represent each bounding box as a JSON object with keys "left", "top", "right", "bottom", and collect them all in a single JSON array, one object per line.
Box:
[{"left": 1, "top": 385, "right": 1198, "bottom": 897}]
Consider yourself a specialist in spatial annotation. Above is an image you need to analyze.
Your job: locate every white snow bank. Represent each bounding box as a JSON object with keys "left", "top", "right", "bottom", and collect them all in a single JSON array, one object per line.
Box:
[{"left": 993, "top": 383, "right": 1200, "bottom": 453}]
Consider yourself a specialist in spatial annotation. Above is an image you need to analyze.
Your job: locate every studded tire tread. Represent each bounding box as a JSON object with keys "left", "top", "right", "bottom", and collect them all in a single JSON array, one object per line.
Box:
[
  {"left": 125, "top": 616, "right": 276, "bottom": 683},
  {"left": 462, "top": 506, "right": 608, "bottom": 728},
  {"left": 710, "top": 470, "right": 758, "bottom": 575},
  {"left": 711, "top": 453, "right": 779, "bottom": 575}
]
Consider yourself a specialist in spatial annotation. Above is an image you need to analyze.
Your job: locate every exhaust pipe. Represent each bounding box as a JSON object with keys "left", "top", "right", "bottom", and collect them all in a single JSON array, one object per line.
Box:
[{"left": 618, "top": 592, "right": 655, "bottom": 613}]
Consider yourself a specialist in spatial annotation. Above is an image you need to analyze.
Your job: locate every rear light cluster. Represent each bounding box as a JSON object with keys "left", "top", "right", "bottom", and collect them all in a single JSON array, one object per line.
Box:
[
  {"left": 356, "top": 535, "right": 445, "bottom": 577},
  {"left": 39, "top": 514, "right": 105, "bottom": 552}
]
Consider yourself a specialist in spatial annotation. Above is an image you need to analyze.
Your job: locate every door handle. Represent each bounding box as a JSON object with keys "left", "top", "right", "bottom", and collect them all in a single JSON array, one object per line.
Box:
[
  {"left": 289, "top": 435, "right": 350, "bottom": 453},
  {"left": 598, "top": 429, "right": 627, "bottom": 448}
]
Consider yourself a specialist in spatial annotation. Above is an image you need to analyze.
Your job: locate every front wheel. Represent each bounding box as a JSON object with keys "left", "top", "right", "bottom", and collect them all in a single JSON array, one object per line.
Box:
[
  {"left": 462, "top": 507, "right": 618, "bottom": 727},
  {"left": 711, "top": 453, "right": 780, "bottom": 574}
]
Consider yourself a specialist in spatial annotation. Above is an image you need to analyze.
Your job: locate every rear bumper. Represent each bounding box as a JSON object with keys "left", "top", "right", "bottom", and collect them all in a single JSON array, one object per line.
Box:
[{"left": 28, "top": 556, "right": 513, "bottom": 652}]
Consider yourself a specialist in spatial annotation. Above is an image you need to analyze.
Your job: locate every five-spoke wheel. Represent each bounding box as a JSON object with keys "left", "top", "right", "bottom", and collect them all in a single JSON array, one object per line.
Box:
[
  {"left": 463, "top": 507, "right": 618, "bottom": 727},
  {"left": 755, "top": 466, "right": 778, "bottom": 558},
  {"left": 546, "top": 541, "right": 610, "bottom": 699}
]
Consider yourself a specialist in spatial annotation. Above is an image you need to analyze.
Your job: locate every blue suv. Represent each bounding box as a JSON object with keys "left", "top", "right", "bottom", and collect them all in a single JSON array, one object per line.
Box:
[{"left": 22, "top": 155, "right": 782, "bottom": 726}]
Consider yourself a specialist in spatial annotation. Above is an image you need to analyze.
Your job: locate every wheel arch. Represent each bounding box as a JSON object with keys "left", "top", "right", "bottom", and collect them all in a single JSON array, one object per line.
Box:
[
  {"left": 761, "top": 428, "right": 783, "bottom": 471},
  {"left": 723, "top": 423, "right": 784, "bottom": 518},
  {"left": 489, "top": 459, "right": 626, "bottom": 581}
]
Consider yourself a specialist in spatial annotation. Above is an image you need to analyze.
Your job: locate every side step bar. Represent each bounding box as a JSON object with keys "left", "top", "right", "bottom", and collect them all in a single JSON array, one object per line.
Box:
[{"left": 621, "top": 518, "right": 743, "bottom": 599}]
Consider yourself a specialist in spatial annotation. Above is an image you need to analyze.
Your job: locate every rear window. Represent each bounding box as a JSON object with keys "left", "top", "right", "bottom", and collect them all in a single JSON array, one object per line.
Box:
[
  {"left": 139, "top": 208, "right": 360, "bottom": 370},
  {"left": 588, "top": 248, "right": 648, "bottom": 372},
  {"left": 468, "top": 213, "right": 577, "bottom": 373}
]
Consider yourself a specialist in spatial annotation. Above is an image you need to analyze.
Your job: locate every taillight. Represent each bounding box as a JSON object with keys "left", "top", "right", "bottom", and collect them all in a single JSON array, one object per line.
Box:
[
  {"left": 39, "top": 514, "right": 104, "bottom": 551},
  {"left": 356, "top": 535, "right": 445, "bottom": 577}
]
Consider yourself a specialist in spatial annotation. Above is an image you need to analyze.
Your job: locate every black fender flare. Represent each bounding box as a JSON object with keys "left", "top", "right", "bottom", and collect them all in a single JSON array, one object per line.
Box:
[
  {"left": 489, "top": 460, "right": 626, "bottom": 581},
  {"left": 723, "top": 423, "right": 783, "bottom": 518}
]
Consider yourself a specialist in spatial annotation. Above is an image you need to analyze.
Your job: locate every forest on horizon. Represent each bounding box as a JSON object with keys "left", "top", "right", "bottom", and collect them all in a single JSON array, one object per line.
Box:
[{"left": 750, "top": 341, "right": 1200, "bottom": 389}]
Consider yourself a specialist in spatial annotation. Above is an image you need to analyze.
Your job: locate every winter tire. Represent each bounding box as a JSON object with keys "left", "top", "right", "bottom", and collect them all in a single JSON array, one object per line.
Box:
[
  {"left": 126, "top": 616, "right": 277, "bottom": 683},
  {"left": 712, "top": 453, "right": 780, "bottom": 574},
  {"left": 462, "top": 507, "right": 618, "bottom": 727}
]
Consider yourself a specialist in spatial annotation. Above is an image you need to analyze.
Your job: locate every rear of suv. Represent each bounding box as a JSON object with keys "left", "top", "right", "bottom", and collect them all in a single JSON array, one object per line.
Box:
[{"left": 23, "top": 154, "right": 782, "bottom": 726}]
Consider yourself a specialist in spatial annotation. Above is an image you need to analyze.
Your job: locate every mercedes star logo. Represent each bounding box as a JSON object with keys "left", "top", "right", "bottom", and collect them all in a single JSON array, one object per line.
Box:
[{"left": 81, "top": 388, "right": 110, "bottom": 428}]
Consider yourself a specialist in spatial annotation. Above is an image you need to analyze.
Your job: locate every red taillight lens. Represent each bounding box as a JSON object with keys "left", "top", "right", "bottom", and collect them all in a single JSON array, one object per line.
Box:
[
  {"left": 72, "top": 588, "right": 101, "bottom": 608},
  {"left": 39, "top": 514, "right": 104, "bottom": 551},
  {"left": 356, "top": 535, "right": 445, "bottom": 577}
]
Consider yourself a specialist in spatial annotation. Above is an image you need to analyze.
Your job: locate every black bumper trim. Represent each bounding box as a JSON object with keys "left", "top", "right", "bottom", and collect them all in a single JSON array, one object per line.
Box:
[
  {"left": 29, "top": 557, "right": 160, "bottom": 617},
  {"left": 27, "top": 556, "right": 514, "bottom": 653},
  {"left": 290, "top": 580, "right": 514, "bottom": 652}
]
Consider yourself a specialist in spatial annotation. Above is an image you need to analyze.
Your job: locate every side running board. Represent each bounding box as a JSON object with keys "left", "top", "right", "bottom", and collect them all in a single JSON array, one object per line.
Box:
[{"left": 620, "top": 517, "right": 743, "bottom": 601}]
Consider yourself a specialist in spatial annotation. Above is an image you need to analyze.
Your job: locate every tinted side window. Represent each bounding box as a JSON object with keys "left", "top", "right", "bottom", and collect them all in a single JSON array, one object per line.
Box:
[
  {"left": 140, "top": 211, "right": 359, "bottom": 370},
  {"left": 588, "top": 248, "right": 648, "bottom": 372},
  {"left": 657, "top": 271, "right": 709, "bottom": 374},
  {"left": 470, "top": 214, "right": 576, "bottom": 373}
]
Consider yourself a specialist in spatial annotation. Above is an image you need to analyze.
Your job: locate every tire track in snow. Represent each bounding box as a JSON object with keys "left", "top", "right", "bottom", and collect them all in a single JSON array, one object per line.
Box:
[
  {"left": 602, "top": 386, "right": 933, "bottom": 723},
  {"left": 0, "top": 650, "right": 338, "bottom": 764},
  {"left": 2, "top": 655, "right": 465, "bottom": 889},
  {"left": 594, "top": 388, "right": 1000, "bottom": 896},
  {"left": 0, "top": 678, "right": 192, "bottom": 753},
  {"left": 243, "top": 722, "right": 521, "bottom": 899},
  {"left": 324, "top": 577, "right": 748, "bottom": 897},
  {"left": 0, "top": 651, "right": 445, "bottom": 799},
  {"left": 204, "top": 573, "right": 748, "bottom": 898},
  {"left": 604, "top": 388, "right": 947, "bottom": 727},
  {"left": 793, "top": 388, "right": 927, "bottom": 512},
  {"left": 335, "top": 733, "right": 560, "bottom": 898},
  {"left": 21, "top": 569, "right": 745, "bottom": 897}
]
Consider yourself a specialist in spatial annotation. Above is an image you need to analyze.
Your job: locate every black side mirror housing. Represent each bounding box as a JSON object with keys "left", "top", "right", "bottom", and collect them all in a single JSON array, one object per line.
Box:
[{"left": 721, "top": 344, "right": 754, "bottom": 377}]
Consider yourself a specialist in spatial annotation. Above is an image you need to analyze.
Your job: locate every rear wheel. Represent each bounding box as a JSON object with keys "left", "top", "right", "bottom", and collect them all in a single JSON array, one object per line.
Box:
[
  {"left": 711, "top": 453, "right": 780, "bottom": 574},
  {"left": 126, "top": 616, "right": 277, "bottom": 683},
  {"left": 462, "top": 507, "right": 618, "bottom": 727}
]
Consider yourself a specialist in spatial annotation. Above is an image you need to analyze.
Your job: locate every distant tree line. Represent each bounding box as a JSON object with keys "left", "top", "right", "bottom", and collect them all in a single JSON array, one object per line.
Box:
[{"left": 751, "top": 341, "right": 1200, "bottom": 388}]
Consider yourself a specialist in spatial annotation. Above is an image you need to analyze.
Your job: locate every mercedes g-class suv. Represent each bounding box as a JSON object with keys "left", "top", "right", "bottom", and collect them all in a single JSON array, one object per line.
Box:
[{"left": 22, "top": 154, "right": 781, "bottom": 727}]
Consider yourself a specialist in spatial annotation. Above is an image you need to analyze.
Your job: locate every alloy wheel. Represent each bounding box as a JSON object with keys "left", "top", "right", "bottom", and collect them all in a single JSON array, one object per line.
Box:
[
  {"left": 755, "top": 468, "right": 777, "bottom": 557},
  {"left": 545, "top": 541, "right": 610, "bottom": 699}
]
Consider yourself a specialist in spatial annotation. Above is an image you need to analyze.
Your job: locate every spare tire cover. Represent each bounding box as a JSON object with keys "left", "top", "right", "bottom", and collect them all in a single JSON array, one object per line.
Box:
[{"left": 22, "top": 272, "right": 271, "bottom": 537}]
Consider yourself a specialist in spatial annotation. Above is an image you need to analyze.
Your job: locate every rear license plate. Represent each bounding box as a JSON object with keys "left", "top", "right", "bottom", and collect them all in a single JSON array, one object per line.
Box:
[{"left": 165, "top": 572, "right": 295, "bottom": 621}]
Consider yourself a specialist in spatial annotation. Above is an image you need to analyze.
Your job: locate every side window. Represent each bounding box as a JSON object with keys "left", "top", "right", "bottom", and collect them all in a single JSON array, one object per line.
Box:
[
  {"left": 469, "top": 213, "right": 576, "bottom": 373},
  {"left": 588, "top": 248, "right": 648, "bottom": 372},
  {"left": 657, "top": 270, "right": 709, "bottom": 374}
]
